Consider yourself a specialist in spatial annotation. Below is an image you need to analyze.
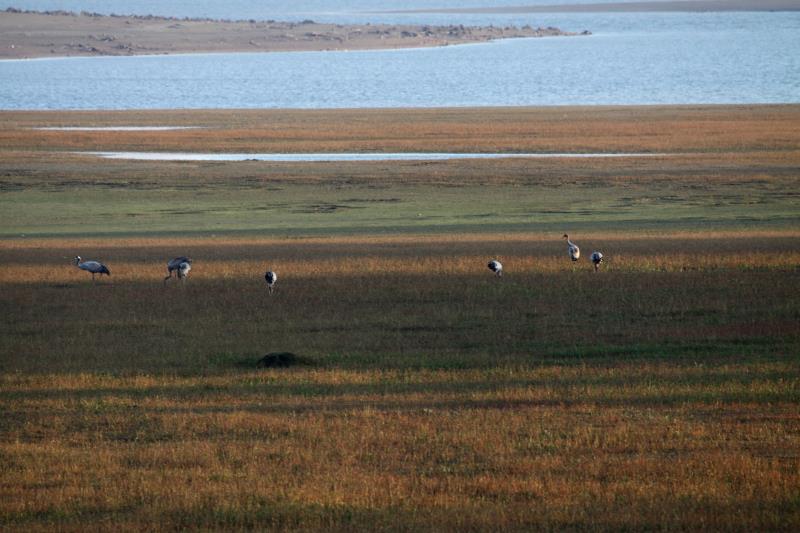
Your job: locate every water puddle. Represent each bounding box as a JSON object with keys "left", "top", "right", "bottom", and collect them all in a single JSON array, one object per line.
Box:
[
  {"left": 37, "top": 126, "right": 205, "bottom": 131},
  {"left": 79, "top": 151, "right": 669, "bottom": 162}
]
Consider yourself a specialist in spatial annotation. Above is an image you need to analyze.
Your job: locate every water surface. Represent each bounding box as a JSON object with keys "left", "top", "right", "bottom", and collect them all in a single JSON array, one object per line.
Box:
[
  {"left": 82, "top": 151, "right": 670, "bottom": 162},
  {"left": 35, "top": 126, "right": 204, "bottom": 131},
  {"left": 1, "top": 7, "right": 798, "bottom": 109}
]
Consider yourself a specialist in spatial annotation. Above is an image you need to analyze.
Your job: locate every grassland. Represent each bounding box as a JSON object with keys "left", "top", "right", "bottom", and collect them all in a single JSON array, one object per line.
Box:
[
  {"left": 1, "top": 105, "right": 798, "bottom": 237},
  {"left": 1, "top": 106, "right": 799, "bottom": 530}
]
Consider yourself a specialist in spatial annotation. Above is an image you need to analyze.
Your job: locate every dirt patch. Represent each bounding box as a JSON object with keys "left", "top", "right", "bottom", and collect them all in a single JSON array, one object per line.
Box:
[{"left": 257, "top": 352, "right": 316, "bottom": 368}]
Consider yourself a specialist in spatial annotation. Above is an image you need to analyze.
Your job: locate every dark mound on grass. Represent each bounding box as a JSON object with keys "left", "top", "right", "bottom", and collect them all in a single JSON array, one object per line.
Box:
[{"left": 257, "top": 352, "right": 315, "bottom": 368}]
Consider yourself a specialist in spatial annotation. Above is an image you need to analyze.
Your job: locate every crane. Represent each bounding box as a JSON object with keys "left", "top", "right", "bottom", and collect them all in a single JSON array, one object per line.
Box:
[
  {"left": 164, "top": 256, "right": 192, "bottom": 285},
  {"left": 265, "top": 269, "right": 277, "bottom": 294},
  {"left": 487, "top": 259, "right": 503, "bottom": 277},
  {"left": 591, "top": 251, "right": 604, "bottom": 272},
  {"left": 563, "top": 234, "right": 580, "bottom": 261},
  {"left": 74, "top": 256, "right": 110, "bottom": 281}
]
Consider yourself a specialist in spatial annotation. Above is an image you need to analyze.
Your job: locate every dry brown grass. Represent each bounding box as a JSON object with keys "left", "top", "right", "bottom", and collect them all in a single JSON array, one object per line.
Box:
[
  {"left": 2, "top": 247, "right": 798, "bottom": 530},
  {"left": 2, "top": 105, "right": 800, "bottom": 154},
  {"left": 2, "top": 232, "right": 800, "bottom": 283},
  {"left": 2, "top": 365, "right": 798, "bottom": 531}
]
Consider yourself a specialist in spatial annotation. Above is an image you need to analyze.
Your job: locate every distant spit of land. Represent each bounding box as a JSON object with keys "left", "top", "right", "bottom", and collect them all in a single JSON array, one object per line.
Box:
[
  {"left": 0, "top": 9, "right": 587, "bottom": 60},
  {"left": 381, "top": 0, "right": 800, "bottom": 14}
]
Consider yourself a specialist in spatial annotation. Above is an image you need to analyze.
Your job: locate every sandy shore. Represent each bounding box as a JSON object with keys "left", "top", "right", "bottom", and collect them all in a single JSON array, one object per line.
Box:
[
  {"left": 383, "top": 0, "right": 800, "bottom": 14},
  {"left": 0, "top": 9, "right": 586, "bottom": 60}
]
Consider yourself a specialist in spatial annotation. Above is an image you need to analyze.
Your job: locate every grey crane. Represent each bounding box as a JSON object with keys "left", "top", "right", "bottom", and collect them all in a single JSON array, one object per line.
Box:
[
  {"left": 164, "top": 256, "right": 192, "bottom": 285},
  {"left": 591, "top": 251, "right": 604, "bottom": 272},
  {"left": 487, "top": 259, "right": 503, "bottom": 277},
  {"left": 563, "top": 234, "right": 580, "bottom": 261},
  {"left": 74, "top": 256, "right": 110, "bottom": 281},
  {"left": 265, "top": 269, "right": 277, "bottom": 294}
]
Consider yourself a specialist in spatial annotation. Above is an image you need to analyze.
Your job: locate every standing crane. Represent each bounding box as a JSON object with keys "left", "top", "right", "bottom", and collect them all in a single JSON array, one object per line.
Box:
[
  {"left": 74, "top": 256, "right": 110, "bottom": 281},
  {"left": 487, "top": 259, "right": 503, "bottom": 277},
  {"left": 164, "top": 257, "right": 192, "bottom": 285},
  {"left": 265, "top": 269, "right": 277, "bottom": 294},
  {"left": 563, "top": 234, "right": 580, "bottom": 261},
  {"left": 591, "top": 251, "right": 604, "bottom": 272}
]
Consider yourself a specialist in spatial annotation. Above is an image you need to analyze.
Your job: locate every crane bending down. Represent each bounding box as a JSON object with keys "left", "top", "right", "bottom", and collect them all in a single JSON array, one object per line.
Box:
[
  {"left": 563, "top": 234, "right": 580, "bottom": 261},
  {"left": 487, "top": 260, "right": 503, "bottom": 277},
  {"left": 74, "top": 256, "right": 110, "bottom": 280},
  {"left": 265, "top": 270, "right": 277, "bottom": 294},
  {"left": 164, "top": 257, "right": 192, "bottom": 285},
  {"left": 591, "top": 251, "right": 604, "bottom": 272}
]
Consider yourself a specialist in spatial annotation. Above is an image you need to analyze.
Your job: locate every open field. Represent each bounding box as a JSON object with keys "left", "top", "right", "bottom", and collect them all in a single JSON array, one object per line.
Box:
[
  {"left": 1, "top": 106, "right": 799, "bottom": 530},
  {"left": 1, "top": 105, "right": 799, "bottom": 237},
  {"left": 2, "top": 231, "right": 800, "bottom": 373}
]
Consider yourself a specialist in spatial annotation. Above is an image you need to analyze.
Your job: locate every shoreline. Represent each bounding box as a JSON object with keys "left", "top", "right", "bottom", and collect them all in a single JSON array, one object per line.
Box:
[
  {"left": 0, "top": 9, "right": 586, "bottom": 60},
  {"left": 1, "top": 103, "right": 797, "bottom": 114},
  {"left": 0, "top": 34, "right": 565, "bottom": 63}
]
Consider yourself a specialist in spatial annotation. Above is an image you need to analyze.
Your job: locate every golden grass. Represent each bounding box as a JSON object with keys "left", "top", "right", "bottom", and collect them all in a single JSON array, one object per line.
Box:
[
  {"left": 2, "top": 365, "right": 799, "bottom": 530},
  {"left": 2, "top": 229, "right": 799, "bottom": 249},
  {"left": 2, "top": 231, "right": 799, "bottom": 283},
  {"left": 2, "top": 253, "right": 800, "bottom": 284},
  {"left": 2, "top": 105, "right": 800, "bottom": 154},
  {"left": 2, "top": 245, "right": 799, "bottom": 530}
]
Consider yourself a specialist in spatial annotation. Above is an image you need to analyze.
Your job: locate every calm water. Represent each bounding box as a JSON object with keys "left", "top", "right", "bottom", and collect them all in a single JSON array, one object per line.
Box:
[
  {"left": 1, "top": 6, "right": 798, "bottom": 109},
  {"left": 83, "top": 152, "right": 669, "bottom": 162},
  {"left": 36, "top": 126, "right": 203, "bottom": 131}
]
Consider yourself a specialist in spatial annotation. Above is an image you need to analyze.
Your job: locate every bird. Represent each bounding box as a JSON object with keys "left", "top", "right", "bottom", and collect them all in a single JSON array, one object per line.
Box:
[
  {"left": 591, "top": 251, "right": 604, "bottom": 272},
  {"left": 164, "top": 256, "right": 192, "bottom": 285},
  {"left": 563, "top": 234, "right": 580, "bottom": 261},
  {"left": 74, "top": 256, "right": 110, "bottom": 281},
  {"left": 265, "top": 269, "right": 277, "bottom": 294},
  {"left": 487, "top": 259, "right": 503, "bottom": 277}
]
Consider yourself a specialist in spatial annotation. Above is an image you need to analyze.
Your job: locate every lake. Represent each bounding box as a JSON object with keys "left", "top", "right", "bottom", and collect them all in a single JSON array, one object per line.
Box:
[{"left": 1, "top": 4, "right": 798, "bottom": 109}]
